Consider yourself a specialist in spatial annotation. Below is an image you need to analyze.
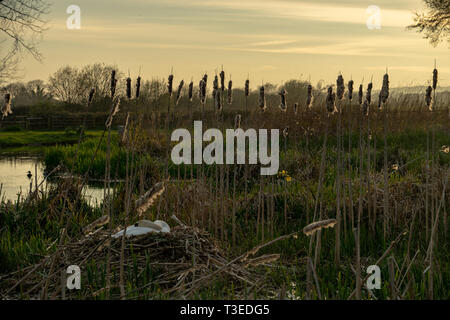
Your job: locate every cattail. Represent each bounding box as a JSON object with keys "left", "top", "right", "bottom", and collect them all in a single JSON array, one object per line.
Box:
[
  {"left": 227, "top": 80, "right": 233, "bottom": 105},
  {"left": 326, "top": 87, "right": 337, "bottom": 115},
  {"left": 362, "top": 100, "right": 369, "bottom": 116},
  {"left": 294, "top": 103, "right": 298, "bottom": 115},
  {"left": 303, "top": 219, "right": 337, "bottom": 236},
  {"left": 200, "top": 80, "right": 207, "bottom": 104},
  {"left": 110, "top": 70, "right": 117, "bottom": 99},
  {"left": 188, "top": 81, "right": 194, "bottom": 102},
  {"left": 215, "top": 88, "right": 222, "bottom": 111},
  {"left": 198, "top": 80, "right": 203, "bottom": 99},
  {"left": 235, "top": 114, "right": 241, "bottom": 129},
  {"left": 378, "top": 91, "right": 382, "bottom": 109},
  {"left": 366, "top": 82, "right": 373, "bottom": 104},
  {"left": 380, "top": 73, "right": 389, "bottom": 105},
  {"left": 136, "top": 76, "right": 141, "bottom": 99},
  {"left": 283, "top": 126, "right": 289, "bottom": 138},
  {"left": 245, "top": 79, "right": 250, "bottom": 97},
  {"left": 176, "top": 80, "right": 184, "bottom": 105},
  {"left": 167, "top": 74, "right": 174, "bottom": 97},
  {"left": 259, "top": 85, "right": 266, "bottom": 112},
  {"left": 432, "top": 68, "right": 438, "bottom": 90},
  {"left": 2, "top": 93, "right": 12, "bottom": 119},
  {"left": 126, "top": 77, "right": 132, "bottom": 99},
  {"left": 306, "top": 84, "right": 314, "bottom": 109},
  {"left": 425, "top": 85, "right": 433, "bottom": 111},
  {"left": 348, "top": 80, "right": 354, "bottom": 101},
  {"left": 279, "top": 88, "right": 288, "bottom": 112},
  {"left": 220, "top": 70, "right": 225, "bottom": 91},
  {"left": 88, "top": 88, "right": 96, "bottom": 106},
  {"left": 106, "top": 98, "right": 120, "bottom": 128},
  {"left": 358, "top": 84, "right": 363, "bottom": 105},
  {"left": 336, "top": 75, "right": 345, "bottom": 100},
  {"left": 213, "top": 75, "right": 219, "bottom": 99}
]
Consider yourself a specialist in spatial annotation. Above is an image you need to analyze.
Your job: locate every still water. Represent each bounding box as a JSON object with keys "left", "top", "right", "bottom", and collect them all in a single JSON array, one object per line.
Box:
[{"left": 0, "top": 156, "right": 105, "bottom": 205}]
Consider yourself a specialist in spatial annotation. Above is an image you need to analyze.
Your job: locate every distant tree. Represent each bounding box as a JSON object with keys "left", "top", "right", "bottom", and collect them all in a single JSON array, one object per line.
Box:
[
  {"left": 48, "top": 64, "right": 124, "bottom": 105},
  {"left": 0, "top": 0, "right": 50, "bottom": 84},
  {"left": 408, "top": 0, "right": 450, "bottom": 46}
]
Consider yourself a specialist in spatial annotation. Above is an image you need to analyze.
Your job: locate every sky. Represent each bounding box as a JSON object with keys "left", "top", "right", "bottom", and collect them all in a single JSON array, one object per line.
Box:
[{"left": 17, "top": 0, "right": 450, "bottom": 89}]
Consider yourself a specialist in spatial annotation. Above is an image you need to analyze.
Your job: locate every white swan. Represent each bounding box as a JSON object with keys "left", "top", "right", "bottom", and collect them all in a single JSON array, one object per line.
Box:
[{"left": 112, "top": 219, "right": 170, "bottom": 239}]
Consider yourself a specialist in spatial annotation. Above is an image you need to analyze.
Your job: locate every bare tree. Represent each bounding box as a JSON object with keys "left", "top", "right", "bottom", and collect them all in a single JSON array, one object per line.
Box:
[
  {"left": 408, "top": 0, "right": 450, "bottom": 46},
  {"left": 0, "top": 0, "right": 50, "bottom": 84}
]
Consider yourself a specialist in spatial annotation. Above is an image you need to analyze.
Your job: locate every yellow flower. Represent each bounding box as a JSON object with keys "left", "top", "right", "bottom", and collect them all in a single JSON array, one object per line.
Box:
[{"left": 286, "top": 177, "right": 292, "bottom": 182}]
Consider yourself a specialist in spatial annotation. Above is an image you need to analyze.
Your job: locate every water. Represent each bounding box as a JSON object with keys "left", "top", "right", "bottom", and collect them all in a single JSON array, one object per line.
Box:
[{"left": 0, "top": 156, "right": 105, "bottom": 205}]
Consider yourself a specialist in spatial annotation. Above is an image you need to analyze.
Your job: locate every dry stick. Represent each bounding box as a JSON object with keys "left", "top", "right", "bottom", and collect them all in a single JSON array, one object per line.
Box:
[
  {"left": 308, "top": 257, "right": 322, "bottom": 300},
  {"left": 283, "top": 134, "right": 288, "bottom": 231},
  {"left": 426, "top": 171, "right": 448, "bottom": 299},
  {"left": 308, "top": 117, "right": 329, "bottom": 298},
  {"left": 400, "top": 250, "right": 420, "bottom": 299},
  {"left": 335, "top": 100, "right": 342, "bottom": 266},
  {"left": 183, "top": 232, "right": 297, "bottom": 295},
  {"left": 105, "top": 123, "right": 112, "bottom": 299},
  {"left": 232, "top": 164, "right": 237, "bottom": 247},
  {"left": 388, "top": 256, "right": 398, "bottom": 299},
  {"left": 356, "top": 110, "right": 364, "bottom": 299},
  {"left": 426, "top": 130, "right": 430, "bottom": 240},
  {"left": 119, "top": 118, "right": 132, "bottom": 300},
  {"left": 347, "top": 230, "right": 406, "bottom": 299},
  {"left": 383, "top": 101, "right": 389, "bottom": 241}
]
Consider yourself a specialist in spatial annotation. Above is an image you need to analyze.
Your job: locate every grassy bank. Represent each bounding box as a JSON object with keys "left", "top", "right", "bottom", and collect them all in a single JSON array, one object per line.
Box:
[{"left": 0, "top": 129, "right": 106, "bottom": 151}]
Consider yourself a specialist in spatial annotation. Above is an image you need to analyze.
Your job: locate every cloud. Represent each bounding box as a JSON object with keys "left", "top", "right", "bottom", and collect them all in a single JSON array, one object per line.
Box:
[{"left": 186, "top": 0, "right": 414, "bottom": 28}]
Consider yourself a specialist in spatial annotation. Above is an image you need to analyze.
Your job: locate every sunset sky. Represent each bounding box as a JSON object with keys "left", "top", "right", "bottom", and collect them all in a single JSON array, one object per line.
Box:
[{"left": 19, "top": 0, "right": 450, "bottom": 89}]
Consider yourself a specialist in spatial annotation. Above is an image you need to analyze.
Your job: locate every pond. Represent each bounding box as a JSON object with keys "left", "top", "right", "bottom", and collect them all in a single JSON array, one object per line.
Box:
[{"left": 0, "top": 156, "right": 105, "bottom": 206}]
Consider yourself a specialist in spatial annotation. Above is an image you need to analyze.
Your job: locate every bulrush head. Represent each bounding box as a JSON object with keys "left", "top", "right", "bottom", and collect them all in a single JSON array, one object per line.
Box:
[
  {"left": 110, "top": 70, "right": 117, "bottom": 99},
  {"left": 88, "top": 88, "right": 96, "bottom": 106},
  {"left": 227, "top": 80, "right": 233, "bottom": 105},
  {"left": 326, "top": 86, "right": 337, "bottom": 115},
  {"left": 380, "top": 73, "right": 390, "bottom": 106},
  {"left": 198, "top": 80, "right": 203, "bottom": 100},
  {"left": 306, "top": 84, "right": 313, "bottom": 109},
  {"left": 362, "top": 100, "right": 369, "bottom": 116},
  {"left": 215, "top": 87, "right": 222, "bottom": 112},
  {"left": 336, "top": 74, "right": 345, "bottom": 101},
  {"left": 136, "top": 76, "right": 141, "bottom": 99},
  {"left": 2, "top": 93, "right": 12, "bottom": 119},
  {"left": 279, "top": 88, "right": 288, "bottom": 112},
  {"left": 188, "top": 81, "right": 194, "bottom": 102},
  {"left": 126, "top": 77, "right": 132, "bottom": 99},
  {"left": 176, "top": 80, "right": 184, "bottom": 105},
  {"left": 220, "top": 70, "right": 225, "bottom": 91},
  {"left": 303, "top": 219, "right": 337, "bottom": 236},
  {"left": 259, "top": 85, "right": 266, "bottom": 112},
  {"left": 433, "top": 68, "right": 438, "bottom": 90},
  {"left": 213, "top": 75, "right": 219, "bottom": 99},
  {"left": 425, "top": 85, "right": 433, "bottom": 111},
  {"left": 358, "top": 84, "right": 363, "bottom": 105},
  {"left": 167, "top": 74, "right": 174, "bottom": 98},
  {"left": 235, "top": 114, "right": 241, "bottom": 129},
  {"left": 366, "top": 82, "right": 373, "bottom": 105},
  {"left": 245, "top": 79, "right": 250, "bottom": 97},
  {"left": 348, "top": 80, "right": 354, "bottom": 101},
  {"left": 294, "top": 103, "right": 298, "bottom": 115},
  {"left": 200, "top": 80, "right": 207, "bottom": 104}
]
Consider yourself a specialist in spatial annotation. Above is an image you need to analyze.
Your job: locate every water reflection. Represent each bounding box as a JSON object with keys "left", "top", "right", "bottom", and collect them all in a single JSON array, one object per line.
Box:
[{"left": 0, "top": 156, "right": 105, "bottom": 205}]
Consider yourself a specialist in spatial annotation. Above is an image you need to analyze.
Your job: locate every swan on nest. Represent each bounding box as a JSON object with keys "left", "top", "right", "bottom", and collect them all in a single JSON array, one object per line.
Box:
[{"left": 112, "top": 220, "right": 170, "bottom": 239}]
